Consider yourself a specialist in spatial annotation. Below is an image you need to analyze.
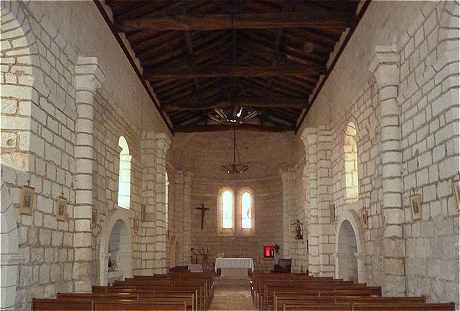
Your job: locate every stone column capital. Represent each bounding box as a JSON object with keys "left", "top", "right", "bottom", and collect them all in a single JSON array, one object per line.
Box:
[
  {"left": 280, "top": 168, "right": 295, "bottom": 183},
  {"left": 155, "top": 132, "right": 172, "bottom": 153},
  {"left": 300, "top": 127, "right": 317, "bottom": 146},
  {"left": 369, "top": 45, "right": 400, "bottom": 87},
  {"left": 76, "top": 56, "right": 105, "bottom": 91}
]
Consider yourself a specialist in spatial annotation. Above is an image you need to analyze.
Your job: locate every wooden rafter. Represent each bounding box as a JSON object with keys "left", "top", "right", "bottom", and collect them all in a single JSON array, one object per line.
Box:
[
  {"left": 175, "top": 123, "right": 292, "bottom": 132},
  {"left": 162, "top": 96, "right": 307, "bottom": 112},
  {"left": 101, "top": 0, "right": 362, "bottom": 132},
  {"left": 145, "top": 64, "right": 324, "bottom": 79},
  {"left": 117, "top": 11, "right": 352, "bottom": 32}
]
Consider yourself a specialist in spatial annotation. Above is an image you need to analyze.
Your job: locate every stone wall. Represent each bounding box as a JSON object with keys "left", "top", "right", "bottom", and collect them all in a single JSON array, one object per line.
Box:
[
  {"left": 1, "top": 1, "right": 171, "bottom": 309},
  {"left": 1, "top": 1, "right": 79, "bottom": 306},
  {"left": 292, "top": 0, "right": 459, "bottom": 305},
  {"left": 169, "top": 130, "right": 304, "bottom": 271},
  {"left": 190, "top": 176, "right": 283, "bottom": 272}
]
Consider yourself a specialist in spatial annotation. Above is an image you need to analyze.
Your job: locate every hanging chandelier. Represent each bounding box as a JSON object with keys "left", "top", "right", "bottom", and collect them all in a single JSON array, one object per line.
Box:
[{"left": 221, "top": 126, "right": 249, "bottom": 175}]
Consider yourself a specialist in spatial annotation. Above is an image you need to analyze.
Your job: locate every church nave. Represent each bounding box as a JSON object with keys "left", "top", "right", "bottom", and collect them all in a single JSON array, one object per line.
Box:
[{"left": 1, "top": 0, "right": 459, "bottom": 310}]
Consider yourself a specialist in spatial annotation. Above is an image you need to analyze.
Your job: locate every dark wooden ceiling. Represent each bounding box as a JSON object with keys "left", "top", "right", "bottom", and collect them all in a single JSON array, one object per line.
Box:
[{"left": 104, "top": 0, "right": 360, "bottom": 132}]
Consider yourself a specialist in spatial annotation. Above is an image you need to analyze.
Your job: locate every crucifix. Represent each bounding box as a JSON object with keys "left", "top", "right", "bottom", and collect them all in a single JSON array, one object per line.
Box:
[{"left": 195, "top": 203, "right": 209, "bottom": 230}]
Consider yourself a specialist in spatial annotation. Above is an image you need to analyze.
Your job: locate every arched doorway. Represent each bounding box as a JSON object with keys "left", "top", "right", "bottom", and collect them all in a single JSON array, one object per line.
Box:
[
  {"left": 337, "top": 220, "right": 358, "bottom": 282},
  {"left": 98, "top": 209, "right": 133, "bottom": 285}
]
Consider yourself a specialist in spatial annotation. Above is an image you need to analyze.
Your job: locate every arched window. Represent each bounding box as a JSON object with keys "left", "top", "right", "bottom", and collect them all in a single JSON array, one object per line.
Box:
[
  {"left": 217, "top": 188, "right": 235, "bottom": 235},
  {"left": 117, "top": 136, "right": 131, "bottom": 209},
  {"left": 344, "top": 122, "right": 359, "bottom": 201},
  {"left": 238, "top": 188, "right": 255, "bottom": 235}
]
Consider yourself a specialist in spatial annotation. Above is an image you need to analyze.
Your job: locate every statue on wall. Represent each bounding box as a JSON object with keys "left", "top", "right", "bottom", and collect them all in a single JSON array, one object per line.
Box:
[{"left": 291, "top": 219, "right": 304, "bottom": 240}]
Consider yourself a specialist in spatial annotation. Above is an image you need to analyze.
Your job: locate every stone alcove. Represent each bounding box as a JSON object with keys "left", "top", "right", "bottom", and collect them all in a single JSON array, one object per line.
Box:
[
  {"left": 97, "top": 208, "right": 133, "bottom": 285},
  {"left": 335, "top": 209, "right": 366, "bottom": 283}
]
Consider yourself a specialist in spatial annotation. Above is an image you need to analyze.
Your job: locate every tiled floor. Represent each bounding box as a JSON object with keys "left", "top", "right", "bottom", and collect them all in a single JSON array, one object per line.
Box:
[{"left": 209, "top": 278, "right": 256, "bottom": 311}]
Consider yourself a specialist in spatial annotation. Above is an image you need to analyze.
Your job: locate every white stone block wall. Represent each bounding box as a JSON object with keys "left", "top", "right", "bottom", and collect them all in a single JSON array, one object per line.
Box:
[
  {"left": 138, "top": 131, "right": 157, "bottom": 275},
  {"left": 153, "top": 134, "right": 171, "bottom": 274},
  {"left": 91, "top": 88, "right": 143, "bottom": 282},
  {"left": 1, "top": 1, "right": 78, "bottom": 307},
  {"left": 1, "top": 1, "right": 172, "bottom": 308},
  {"left": 74, "top": 57, "right": 104, "bottom": 292},
  {"left": 292, "top": 0, "right": 459, "bottom": 305},
  {"left": 398, "top": 2, "right": 459, "bottom": 303}
]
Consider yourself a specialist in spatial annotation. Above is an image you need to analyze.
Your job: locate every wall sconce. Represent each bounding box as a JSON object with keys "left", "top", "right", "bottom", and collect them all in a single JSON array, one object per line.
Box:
[
  {"left": 451, "top": 171, "right": 460, "bottom": 212},
  {"left": 409, "top": 188, "right": 422, "bottom": 221},
  {"left": 19, "top": 180, "right": 35, "bottom": 215},
  {"left": 290, "top": 219, "right": 304, "bottom": 240},
  {"left": 56, "top": 192, "right": 68, "bottom": 221}
]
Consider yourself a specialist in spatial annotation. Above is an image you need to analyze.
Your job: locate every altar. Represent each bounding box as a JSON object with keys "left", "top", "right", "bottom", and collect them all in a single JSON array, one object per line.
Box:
[{"left": 215, "top": 258, "right": 254, "bottom": 279}]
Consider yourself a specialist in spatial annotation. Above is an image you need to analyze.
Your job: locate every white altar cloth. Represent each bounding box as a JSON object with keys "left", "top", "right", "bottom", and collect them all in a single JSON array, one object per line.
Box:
[{"left": 215, "top": 257, "right": 254, "bottom": 272}]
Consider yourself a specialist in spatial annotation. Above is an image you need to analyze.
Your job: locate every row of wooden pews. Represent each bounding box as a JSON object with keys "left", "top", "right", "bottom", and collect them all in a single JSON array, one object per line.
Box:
[
  {"left": 32, "top": 272, "right": 214, "bottom": 311},
  {"left": 249, "top": 272, "right": 455, "bottom": 311}
]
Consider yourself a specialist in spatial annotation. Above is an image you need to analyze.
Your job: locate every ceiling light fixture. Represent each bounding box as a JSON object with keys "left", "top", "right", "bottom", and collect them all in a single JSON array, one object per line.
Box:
[{"left": 221, "top": 125, "right": 249, "bottom": 175}]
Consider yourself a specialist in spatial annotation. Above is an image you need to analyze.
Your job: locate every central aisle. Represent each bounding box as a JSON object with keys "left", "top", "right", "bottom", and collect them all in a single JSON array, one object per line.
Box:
[{"left": 209, "top": 278, "right": 256, "bottom": 311}]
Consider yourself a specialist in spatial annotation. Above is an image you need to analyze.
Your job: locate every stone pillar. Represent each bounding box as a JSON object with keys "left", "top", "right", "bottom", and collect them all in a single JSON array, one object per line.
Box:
[
  {"left": 301, "top": 128, "right": 320, "bottom": 276},
  {"left": 153, "top": 133, "right": 171, "bottom": 274},
  {"left": 280, "top": 168, "right": 295, "bottom": 259},
  {"left": 73, "top": 57, "right": 104, "bottom": 291},
  {"left": 182, "top": 172, "right": 193, "bottom": 266},
  {"left": 370, "top": 45, "right": 406, "bottom": 296},
  {"left": 171, "top": 171, "right": 193, "bottom": 266},
  {"left": 138, "top": 131, "right": 156, "bottom": 275},
  {"left": 316, "top": 127, "right": 335, "bottom": 277},
  {"left": 171, "top": 171, "right": 184, "bottom": 267}
]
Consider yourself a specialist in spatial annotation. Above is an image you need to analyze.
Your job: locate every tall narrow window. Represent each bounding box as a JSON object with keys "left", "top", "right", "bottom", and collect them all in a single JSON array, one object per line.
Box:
[
  {"left": 118, "top": 136, "right": 132, "bottom": 208},
  {"left": 344, "top": 122, "right": 359, "bottom": 202},
  {"left": 218, "top": 188, "right": 235, "bottom": 236},
  {"left": 241, "top": 192, "right": 252, "bottom": 229},
  {"left": 222, "top": 190, "right": 234, "bottom": 229},
  {"left": 238, "top": 188, "right": 255, "bottom": 235}
]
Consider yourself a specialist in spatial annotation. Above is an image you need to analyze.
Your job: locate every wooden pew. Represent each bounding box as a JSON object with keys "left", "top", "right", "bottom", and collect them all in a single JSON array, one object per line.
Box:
[
  {"left": 351, "top": 303, "right": 456, "bottom": 311},
  {"left": 274, "top": 295, "right": 426, "bottom": 310},
  {"left": 91, "top": 287, "right": 199, "bottom": 311},
  {"left": 108, "top": 284, "right": 203, "bottom": 310},
  {"left": 274, "top": 296, "right": 426, "bottom": 311},
  {"left": 263, "top": 284, "right": 381, "bottom": 310},
  {"left": 32, "top": 298, "right": 92, "bottom": 311},
  {"left": 57, "top": 293, "right": 195, "bottom": 310},
  {"left": 283, "top": 303, "right": 455, "bottom": 311},
  {"left": 93, "top": 301, "right": 186, "bottom": 311}
]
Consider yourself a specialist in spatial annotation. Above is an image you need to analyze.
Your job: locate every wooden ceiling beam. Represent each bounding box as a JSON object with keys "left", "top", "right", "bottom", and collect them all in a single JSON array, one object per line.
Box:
[
  {"left": 175, "top": 123, "right": 293, "bottom": 132},
  {"left": 118, "top": 11, "right": 351, "bottom": 32},
  {"left": 145, "top": 64, "right": 323, "bottom": 79},
  {"left": 162, "top": 96, "right": 307, "bottom": 112}
]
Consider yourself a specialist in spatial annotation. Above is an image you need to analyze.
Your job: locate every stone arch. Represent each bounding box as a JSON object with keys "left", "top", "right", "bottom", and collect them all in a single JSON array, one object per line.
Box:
[
  {"left": 97, "top": 208, "right": 133, "bottom": 285},
  {"left": 335, "top": 209, "right": 366, "bottom": 282},
  {"left": 1, "top": 1, "right": 40, "bottom": 172}
]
